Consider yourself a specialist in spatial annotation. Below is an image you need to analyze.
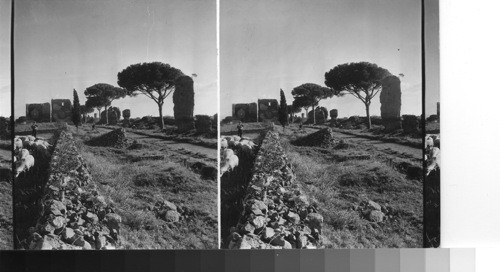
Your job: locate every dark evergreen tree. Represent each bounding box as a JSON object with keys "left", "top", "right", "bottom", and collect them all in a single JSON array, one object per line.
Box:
[
  {"left": 278, "top": 89, "right": 288, "bottom": 129},
  {"left": 72, "top": 89, "right": 82, "bottom": 129}
]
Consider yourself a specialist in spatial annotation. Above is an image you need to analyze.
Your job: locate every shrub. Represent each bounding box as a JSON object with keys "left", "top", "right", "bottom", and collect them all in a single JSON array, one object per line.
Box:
[{"left": 402, "top": 115, "right": 419, "bottom": 134}]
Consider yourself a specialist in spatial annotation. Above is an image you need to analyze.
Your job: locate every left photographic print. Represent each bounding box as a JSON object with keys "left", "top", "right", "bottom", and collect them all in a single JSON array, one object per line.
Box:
[
  {"left": 0, "top": 0, "right": 13, "bottom": 250},
  {"left": 13, "top": 0, "right": 218, "bottom": 249}
]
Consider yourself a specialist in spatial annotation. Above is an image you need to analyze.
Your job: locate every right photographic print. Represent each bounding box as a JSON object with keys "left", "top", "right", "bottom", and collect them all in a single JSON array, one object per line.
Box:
[{"left": 220, "top": 0, "right": 438, "bottom": 249}]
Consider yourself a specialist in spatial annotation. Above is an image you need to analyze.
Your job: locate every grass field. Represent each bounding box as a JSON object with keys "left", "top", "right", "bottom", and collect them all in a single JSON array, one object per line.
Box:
[
  {"left": 70, "top": 125, "right": 218, "bottom": 249},
  {"left": 0, "top": 139, "right": 13, "bottom": 249},
  {"left": 279, "top": 125, "right": 423, "bottom": 248}
]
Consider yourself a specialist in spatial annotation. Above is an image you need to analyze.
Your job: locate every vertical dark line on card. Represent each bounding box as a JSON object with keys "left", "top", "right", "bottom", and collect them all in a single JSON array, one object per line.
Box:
[
  {"left": 10, "top": 0, "right": 16, "bottom": 250},
  {"left": 421, "top": 0, "right": 428, "bottom": 248}
]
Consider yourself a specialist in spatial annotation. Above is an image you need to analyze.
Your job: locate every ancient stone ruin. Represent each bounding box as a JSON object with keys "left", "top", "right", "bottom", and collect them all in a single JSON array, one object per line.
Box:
[
  {"left": 329, "top": 109, "right": 338, "bottom": 120},
  {"left": 100, "top": 108, "right": 120, "bottom": 125},
  {"left": 122, "top": 109, "right": 130, "bottom": 119},
  {"left": 437, "top": 102, "right": 440, "bottom": 119},
  {"left": 232, "top": 103, "right": 258, "bottom": 122},
  {"left": 194, "top": 115, "right": 212, "bottom": 133},
  {"left": 26, "top": 103, "right": 51, "bottom": 122},
  {"left": 51, "top": 99, "right": 73, "bottom": 123},
  {"left": 20, "top": 131, "right": 120, "bottom": 249},
  {"left": 380, "top": 75, "right": 402, "bottom": 131},
  {"left": 292, "top": 127, "right": 338, "bottom": 148},
  {"left": 86, "top": 128, "right": 128, "bottom": 148},
  {"left": 173, "top": 76, "right": 195, "bottom": 132},
  {"left": 122, "top": 109, "right": 131, "bottom": 126},
  {"left": 257, "top": 99, "right": 279, "bottom": 122},
  {"left": 307, "top": 107, "right": 327, "bottom": 124},
  {"left": 226, "top": 131, "right": 324, "bottom": 249}
]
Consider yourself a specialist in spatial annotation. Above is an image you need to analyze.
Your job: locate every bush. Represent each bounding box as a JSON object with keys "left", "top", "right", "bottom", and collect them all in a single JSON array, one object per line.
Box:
[
  {"left": 0, "top": 116, "right": 11, "bottom": 139},
  {"left": 426, "top": 115, "right": 439, "bottom": 122},
  {"left": 402, "top": 115, "right": 419, "bottom": 134},
  {"left": 221, "top": 116, "right": 235, "bottom": 124},
  {"left": 15, "top": 116, "right": 27, "bottom": 124},
  {"left": 370, "top": 116, "right": 382, "bottom": 126}
]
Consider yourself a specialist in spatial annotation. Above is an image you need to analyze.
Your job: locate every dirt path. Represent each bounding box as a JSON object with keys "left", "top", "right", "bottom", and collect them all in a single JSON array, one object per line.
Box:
[
  {"left": 98, "top": 127, "right": 216, "bottom": 160},
  {"left": 125, "top": 132, "right": 216, "bottom": 161},
  {"left": 302, "top": 127, "right": 422, "bottom": 160}
]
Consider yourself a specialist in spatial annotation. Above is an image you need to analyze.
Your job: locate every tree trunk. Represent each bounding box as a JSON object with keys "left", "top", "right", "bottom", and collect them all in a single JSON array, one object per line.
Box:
[
  {"left": 97, "top": 109, "right": 102, "bottom": 123},
  {"left": 158, "top": 103, "right": 164, "bottom": 130},
  {"left": 312, "top": 105, "right": 316, "bottom": 125},
  {"left": 104, "top": 105, "right": 109, "bottom": 125},
  {"left": 365, "top": 103, "right": 372, "bottom": 129}
]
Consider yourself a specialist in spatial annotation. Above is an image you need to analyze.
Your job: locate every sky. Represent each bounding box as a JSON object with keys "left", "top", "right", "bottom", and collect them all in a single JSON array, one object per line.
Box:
[
  {"left": 425, "top": 0, "right": 440, "bottom": 116},
  {"left": 13, "top": 0, "right": 216, "bottom": 118},
  {"left": 0, "top": 0, "right": 11, "bottom": 117},
  {"left": 220, "top": 0, "right": 428, "bottom": 119}
]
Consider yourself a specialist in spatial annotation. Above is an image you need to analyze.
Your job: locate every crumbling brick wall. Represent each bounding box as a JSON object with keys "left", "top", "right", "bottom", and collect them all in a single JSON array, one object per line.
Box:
[{"left": 226, "top": 130, "right": 324, "bottom": 249}]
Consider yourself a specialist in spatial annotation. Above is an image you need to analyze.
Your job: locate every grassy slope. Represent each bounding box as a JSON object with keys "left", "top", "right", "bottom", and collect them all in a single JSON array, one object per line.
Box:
[
  {"left": 0, "top": 140, "right": 13, "bottom": 249},
  {"left": 280, "top": 127, "right": 423, "bottom": 248},
  {"left": 71, "top": 126, "right": 217, "bottom": 249}
]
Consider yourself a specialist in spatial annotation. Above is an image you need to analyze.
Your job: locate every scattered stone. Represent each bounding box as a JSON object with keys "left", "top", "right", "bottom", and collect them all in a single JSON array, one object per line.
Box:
[
  {"left": 163, "top": 210, "right": 181, "bottom": 223},
  {"left": 306, "top": 213, "right": 323, "bottom": 231},
  {"left": 239, "top": 235, "right": 261, "bottom": 249},
  {"left": 287, "top": 212, "right": 301, "bottom": 224},
  {"left": 252, "top": 216, "right": 266, "bottom": 229},
  {"left": 31, "top": 235, "right": 80, "bottom": 250},
  {"left": 62, "top": 228, "right": 75, "bottom": 242},
  {"left": 262, "top": 227, "right": 275, "bottom": 240},
  {"left": 368, "top": 210, "right": 385, "bottom": 223},
  {"left": 48, "top": 200, "right": 66, "bottom": 216},
  {"left": 270, "top": 235, "right": 286, "bottom": 247},
  {"left": 104, "top": 213, "right": 122, "bottom": 231},
  {"left": 241, "top": 222, "right": 255, "bottom": 234},
  {"left": 367, "top": 200, "right": 382, "bottom": 211},
  {"left": 51, "top": 216, "right": 66, "bottom": 229},
  {"left": 85, "top": 212, "right": 99, "bottom": 224},
  {"left": 283, "top": 240, "right": 292, "bottom": 249},
  {"left": 162, "top": 200, "right": 177, "bottom": 211},
  {"left": 82, "top": 241, "right": 92, "bottom": 250}
]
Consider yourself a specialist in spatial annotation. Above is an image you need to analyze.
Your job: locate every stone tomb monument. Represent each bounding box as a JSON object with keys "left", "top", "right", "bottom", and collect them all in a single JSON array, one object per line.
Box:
[
  {"left": 232, "top": 103, "right": 258, "bottom": 122},
  {"left": 173, "top": 76, "right": 195, "bottom": 132},
  {"left": 26, "top": 103, "right": 51, "bottom": 122},
  {"left": 380, "top": 75, "right": 402, "bottom": 131},
  {"left": 257, "top": 99, "right": 279, "bottom": 122},
  {"left": 51, "top": 99, "right": 72, "bottom": 123}
]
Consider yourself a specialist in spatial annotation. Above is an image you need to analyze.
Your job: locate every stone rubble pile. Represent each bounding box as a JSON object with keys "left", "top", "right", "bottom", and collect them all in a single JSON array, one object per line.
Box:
[
  {"left": 21, "top": 131, "right": 121, "bottom": 250},
  {"left": 227, "top": 131, "right": 324, "bottom": 249},
  {"left": 292, "top": 127, "right": 338, "bottom": 148},
  {"left": 86, "top": 128, "right": 128, "bottom": 148}
]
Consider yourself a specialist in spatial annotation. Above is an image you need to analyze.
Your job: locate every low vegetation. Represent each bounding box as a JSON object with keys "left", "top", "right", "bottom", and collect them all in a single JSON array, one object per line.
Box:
[
  {"left": 0, "top": 139, "right": 13, "bottom": 249},
  {"left": 280, "top": 125, "right": 423, "bottom": 248},
  {"left": 71, "top": 125, "right": 217, "bottom": 249}
]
